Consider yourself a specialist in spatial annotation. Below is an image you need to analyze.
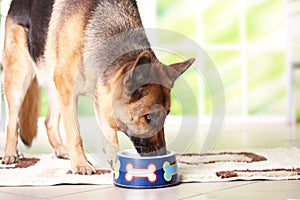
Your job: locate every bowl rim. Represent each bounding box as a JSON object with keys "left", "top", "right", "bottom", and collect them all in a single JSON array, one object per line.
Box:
[{"left": 118, "top": 149, "right": 175, "bottom": 160}]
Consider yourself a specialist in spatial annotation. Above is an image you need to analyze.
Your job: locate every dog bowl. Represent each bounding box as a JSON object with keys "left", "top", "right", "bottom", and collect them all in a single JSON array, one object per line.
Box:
[{"left": 113, "top": 149, "right": 179, "bottom": 188}]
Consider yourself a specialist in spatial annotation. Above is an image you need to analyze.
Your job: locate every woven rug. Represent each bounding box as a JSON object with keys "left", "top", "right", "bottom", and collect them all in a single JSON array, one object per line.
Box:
[{"left": 0, "top": 147, "right": 299, "bottom": 186}]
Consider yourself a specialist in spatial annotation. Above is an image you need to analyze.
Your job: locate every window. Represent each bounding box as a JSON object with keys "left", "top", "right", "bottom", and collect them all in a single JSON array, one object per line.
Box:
[{"left": 153, "top": 0, "right": 292, "bottom": 122}]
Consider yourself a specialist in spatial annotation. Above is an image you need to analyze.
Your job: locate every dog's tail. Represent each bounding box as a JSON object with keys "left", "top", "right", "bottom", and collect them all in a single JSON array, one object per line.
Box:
[{"left": 19, "top": 77, "right": 40, "bottom": 146}]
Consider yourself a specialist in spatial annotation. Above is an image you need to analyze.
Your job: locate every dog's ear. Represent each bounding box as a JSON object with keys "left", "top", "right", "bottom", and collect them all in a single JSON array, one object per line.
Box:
[
  {"left": 163, "top": 58, "right": 195, "bottom": 88},
  {"left": 170, "top": 58, "right": 195, "bottom": 76},
  {"left": 124, "top": 50, "right": 152, "bottom": 88}
]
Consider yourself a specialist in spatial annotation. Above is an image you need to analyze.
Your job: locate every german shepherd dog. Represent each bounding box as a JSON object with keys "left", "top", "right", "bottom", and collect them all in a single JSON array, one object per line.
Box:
[{"left": 2, "top": 0, "right": 194, "bottom": 174}]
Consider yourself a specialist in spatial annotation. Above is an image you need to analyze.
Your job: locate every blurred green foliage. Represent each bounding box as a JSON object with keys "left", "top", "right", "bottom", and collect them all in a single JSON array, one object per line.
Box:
[{"left": 203, "top": 0, "right": 240, "bottom": 44}]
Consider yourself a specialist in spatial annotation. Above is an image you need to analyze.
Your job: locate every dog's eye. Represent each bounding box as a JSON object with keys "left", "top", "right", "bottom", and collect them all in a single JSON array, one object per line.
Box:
[{"left": 145, "top": 114, "right": 152, "bottom": 124}]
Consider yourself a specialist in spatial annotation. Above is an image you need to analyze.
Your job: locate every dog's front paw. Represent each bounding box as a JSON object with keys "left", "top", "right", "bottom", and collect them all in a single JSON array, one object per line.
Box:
[
  {"left": 73, "top": 163, "right": 95, "bottom": 175},
  {"left": 2, "top": 154, "right": 19, "bottom": 165},
  {"left": 54, "top": 145, "right": 69, "bottom": 160},
  {"left": 103, "top": 143, "right": 119, "bottom": 168},
  {"left": 2, "top": 147, "right": 19, "bottom": 164}
]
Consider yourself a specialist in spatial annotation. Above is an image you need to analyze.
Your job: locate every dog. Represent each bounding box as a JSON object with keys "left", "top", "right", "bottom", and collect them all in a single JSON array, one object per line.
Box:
[{"left": 2, "top": 0, "right": 194, "bottom": 175}]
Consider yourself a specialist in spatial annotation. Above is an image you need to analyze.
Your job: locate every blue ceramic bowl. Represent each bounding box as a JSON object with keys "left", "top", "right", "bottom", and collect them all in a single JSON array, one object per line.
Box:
[{"left": 113, "top": 149, "right": 179, "bottom": 188}]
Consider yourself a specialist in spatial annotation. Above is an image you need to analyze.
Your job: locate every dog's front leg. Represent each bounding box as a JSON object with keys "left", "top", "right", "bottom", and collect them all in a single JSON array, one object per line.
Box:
[
  {"left": 54, "top": 74, "right": 94, "bottom": 175},
  {"left": 44, "top": 84, "right": 68, "bottom": 159},
  {"left": 93, "top": 101, "right": 119, "bottom": 167},
  {"left": 60, "top": 94, "right": 94, "bottom": 175},
  {"left": 99, "top": 116, "right": 119, "bottom": 168}
]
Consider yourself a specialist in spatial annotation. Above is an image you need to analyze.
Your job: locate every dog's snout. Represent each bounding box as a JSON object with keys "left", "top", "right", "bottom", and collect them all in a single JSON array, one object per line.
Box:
[
  {"left": 138, "top": 146, "right": 167, "bottom": 157},
  {"left": 129, "top": 129, "right": 167, "bottom": 157}
]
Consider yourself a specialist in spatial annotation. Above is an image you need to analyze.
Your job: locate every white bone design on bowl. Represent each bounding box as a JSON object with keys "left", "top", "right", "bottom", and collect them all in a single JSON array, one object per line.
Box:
[{"left": 125, "top": 163, "right": 157, "bottom": 183}]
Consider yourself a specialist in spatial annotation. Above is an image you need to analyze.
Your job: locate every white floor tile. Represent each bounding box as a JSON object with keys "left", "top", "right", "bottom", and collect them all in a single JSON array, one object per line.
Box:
[
  {"left": 183, "top": 180, "right": 300, "bottom": 200},
  {"left": 0, "top": 191, "right": 41, "bottom": 200},
  {"left": 0, "top": 185, "right": 113, "bottom": 199}
]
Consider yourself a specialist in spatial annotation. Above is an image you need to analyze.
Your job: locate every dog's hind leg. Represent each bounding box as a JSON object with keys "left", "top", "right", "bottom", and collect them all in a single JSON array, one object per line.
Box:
[
  {"left": 44, "top": 84, "right": 69, "bottom": 159},
  {"left": 2, "top": 18, "right": 36, "bottom": 164}
]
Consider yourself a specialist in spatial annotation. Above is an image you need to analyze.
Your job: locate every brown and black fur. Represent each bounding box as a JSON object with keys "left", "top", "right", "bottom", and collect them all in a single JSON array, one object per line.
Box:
[{"left": 2, "top": 0, "right": 194, "bottom": 175}]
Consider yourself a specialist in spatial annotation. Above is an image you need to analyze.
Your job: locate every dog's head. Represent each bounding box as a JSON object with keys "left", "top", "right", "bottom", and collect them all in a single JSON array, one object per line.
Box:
[{"left": 113, "top": 50, "right": 194, "bottom": 156}]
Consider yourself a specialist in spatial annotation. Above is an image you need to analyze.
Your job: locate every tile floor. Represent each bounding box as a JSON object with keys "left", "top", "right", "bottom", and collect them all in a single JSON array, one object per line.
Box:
[
  {"left": 0, "top": 180, "right": 299, "bottom": 200},
  {"left": 0, "top": 122, "right": 299, "bottom": 200}
]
